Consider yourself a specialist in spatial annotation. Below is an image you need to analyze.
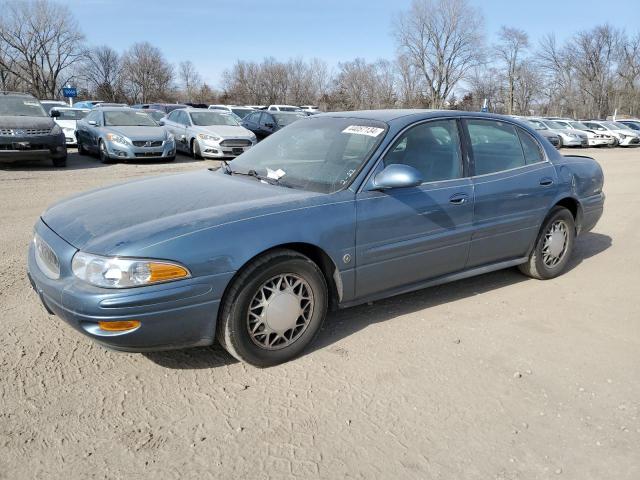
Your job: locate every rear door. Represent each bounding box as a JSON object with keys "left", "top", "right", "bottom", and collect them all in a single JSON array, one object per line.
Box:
[
  {"left": 463, "top": 118, "right": 558, "bottom": 268},
  {"left": 355, "top": 118, "right": 474, "bottom": 299}
]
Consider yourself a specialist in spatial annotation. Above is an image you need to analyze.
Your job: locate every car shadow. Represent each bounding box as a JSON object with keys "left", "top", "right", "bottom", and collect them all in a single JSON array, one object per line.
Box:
[{"left": 144, "top": 231, "right": 612, "bottom": 370}]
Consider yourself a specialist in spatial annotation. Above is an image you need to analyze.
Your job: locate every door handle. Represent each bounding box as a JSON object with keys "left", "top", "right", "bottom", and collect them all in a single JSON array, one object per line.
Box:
[
  {"left": 539, "top": 177, "right": 554, "bottom": 186},
  {"left": 449, "top": 193, "right": 468, "bottom": 205}
]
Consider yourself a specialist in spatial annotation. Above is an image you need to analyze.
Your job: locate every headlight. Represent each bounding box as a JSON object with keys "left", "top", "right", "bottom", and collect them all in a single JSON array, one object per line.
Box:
[
  {"left": 106, "top": 133, "right": 131, "bottom": 146},
  {"left": 51, "top": 124, "right": 62, "bottom": 135},
  {"left": 71, "top": 251, "right": 190, "bottom": 288},
  {"left": 249, "top": 134, "right": 257, "bottom": 143},
  {"left": 198, "top": 133, "right": 221, "bottom": 142},
  {"left": 166, "top": 132, "right": 175, "bottom": 142}
]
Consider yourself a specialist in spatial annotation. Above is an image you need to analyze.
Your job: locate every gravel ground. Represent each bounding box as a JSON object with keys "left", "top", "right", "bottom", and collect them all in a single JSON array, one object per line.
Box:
[{"left": 0, "top": 149, "right": 638, "bottom": 480}]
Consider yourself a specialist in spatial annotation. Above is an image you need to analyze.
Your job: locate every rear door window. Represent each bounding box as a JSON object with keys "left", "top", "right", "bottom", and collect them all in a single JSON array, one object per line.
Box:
[
  {"left": 466, "top": 119, "right": 526, "bottom": 175},
  {"left": 517, "top": 128, "right": 544, "bottom": 164}
]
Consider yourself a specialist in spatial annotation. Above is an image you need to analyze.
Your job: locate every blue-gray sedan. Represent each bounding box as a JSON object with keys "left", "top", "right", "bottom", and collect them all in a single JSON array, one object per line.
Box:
[{"left": 28, "top": 110, "right": 605, "bottom": 367}]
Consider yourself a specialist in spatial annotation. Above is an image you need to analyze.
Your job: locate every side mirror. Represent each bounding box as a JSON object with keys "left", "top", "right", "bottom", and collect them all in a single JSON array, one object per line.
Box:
[
  {"left": 50, "top": 110, "right": 60, "bottom": 118},
  {"left": 179, "top": 134, "right": 187, "bottom": 144},
  {"left": 158, "top": 120, "right": 165, "bottom": 126},
  {"left": 371, "top": 164, "right": 423, "bottom": 190},
  {"left": 265, "top": 122, "right": 275, "bottom": 129},
  {"left": 88, "top": 120, "right": 97, "bottom": 126}
]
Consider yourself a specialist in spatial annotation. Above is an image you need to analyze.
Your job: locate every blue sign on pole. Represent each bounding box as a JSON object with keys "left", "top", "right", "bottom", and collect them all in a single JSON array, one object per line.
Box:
[{"left": 62, "top": 87, "right": 77, "bottom": 98}]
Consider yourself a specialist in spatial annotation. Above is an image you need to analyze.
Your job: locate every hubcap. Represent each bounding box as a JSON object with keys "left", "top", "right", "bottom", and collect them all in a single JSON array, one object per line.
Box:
[
  {"left": 247, "top": 273, "right": 314, "bottom": 350},
  {"left": 542, "top": 220, "right": 568, "bottom": 267}
]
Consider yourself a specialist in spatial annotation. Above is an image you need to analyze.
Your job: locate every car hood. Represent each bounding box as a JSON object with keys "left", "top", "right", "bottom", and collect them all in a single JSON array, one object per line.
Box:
[
  {"left": 192, "top": 125, "right": 254, "bottom": 138},
  {"left": 0, "top": 115, "right": 54, "bottom": 129},
  {"left": 42, "top": 169, "right": 321, "bottom": 255},
  {"left": 105, "top": 125, "right": 167, "bottom": 140}
]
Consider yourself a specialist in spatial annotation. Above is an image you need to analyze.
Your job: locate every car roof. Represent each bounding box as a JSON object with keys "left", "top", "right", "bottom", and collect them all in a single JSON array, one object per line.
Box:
[
  {"left": 52, "top": 107, "right": 90, "bottom": 111},
  {"left": 0, "top": 91, "right": 35, "bottom": 98}
]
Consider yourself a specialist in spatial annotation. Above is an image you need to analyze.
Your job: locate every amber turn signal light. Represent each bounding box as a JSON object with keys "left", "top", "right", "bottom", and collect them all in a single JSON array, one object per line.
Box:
[
  {"left": 148, "top": 263, "right": 190, "bottom": 283},
  {"left": 98, "top": 320, "right": 141, "bottom": 332}
]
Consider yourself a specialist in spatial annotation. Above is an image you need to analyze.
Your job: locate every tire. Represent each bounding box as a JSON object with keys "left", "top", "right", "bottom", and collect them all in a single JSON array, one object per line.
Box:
[
  {"left": 98, "top": 140, "right": 113, "bottom": 164},
  {"left": 77, "top": 140, "right": 87, "bottom": 155},
  {"left": 216, "top": 249, "right": 328, "bottom": 367},
  {"left": 166, "top": 156, "right": 176, "bottom": 162},
  {"left": 610, "top": 138, "right": 619, "bottom": 148},
  {"left": 191, "top": 139, "right": 202, "bottom": 160},
  {"left": 52, "top": 156, "right": 67, "bottom": 167},
  {"left": 519, "top": 206, "right": 576, "bottom": 280},
  {"left": 557, "top": 136, "right": 563, "bottom": 149}
]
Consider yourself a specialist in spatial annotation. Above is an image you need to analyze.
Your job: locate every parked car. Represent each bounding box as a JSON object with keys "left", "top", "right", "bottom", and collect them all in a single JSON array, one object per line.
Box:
[
  {"left": 519, "top": 118, "right": 561, "bottom": 148},
  {"left": 530, "top": 118, "right": 587, "bottom": 147},
  {"left": 144, "top": 109, "right": 167, "bottom": 123},
  {"left": 50, "top": 107, "right": 90, "bottom": 146},
  {"left": 617, "top": 119, "right": 640, "bottom": 132},
  {"left": 582, "top": 120, "right": 640, "bottom": 147},
  {"left": 268, "top": 104, "right": 302, "bottom": 112},
  {"left": 73, "top": 100, "right": 104, "bottom": 109},
  {"left": 184, "top": 103, "right": 208, "bottom": 109},
  {"left": 0, "top": 91, "right": 67, "bottom": 167},
  {"left": 40, "top": 100, "right": 68, "bottom": 114},
  {"left": 553, "top": 119, "right": 615, "bottom": 147},
  {"left": 76, "top": 107, "right": 176, "bottom": 163},
  {"left": 242, "top": 110, "right": 307, "bottom": 139},
  {"left": 246, "top": 105, "right": 267, "bottom": 110},
  {"left": 161, "top": 108, "right": 256, "bottom": 159},
  {"left": 209, "top": 104, "right": 256, "bottom": 119},
  {"left": 28, "top": 110, "right": 605, "bottom": 366},
  {"left": 144, "top": 103, "right": 187, "bottom": 114},
  {"left": 299, "top": 105, "right": 320, "bottom": 113}
]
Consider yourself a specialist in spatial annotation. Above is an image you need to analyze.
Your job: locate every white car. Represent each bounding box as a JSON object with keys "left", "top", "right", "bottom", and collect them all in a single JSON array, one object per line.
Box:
[
  {"left": 40, "top": 100, "right": 68, "bottom": 114},
  {"left": 582, "top": 120, "right": 640, "bottom": 147},
  {"left": 532, "top": 118, "right": 587, "bottom": 147},
  {"left": 267, "top": 104, "right": 302, "bottom": 112},
  {"left": 50, "top": 107, "right": 90, "bottom": 145},
  {"left": 299, "top": 105, "right": 320, "bottom": 113},
  {"left": 161, "top": 108, "right": 256, "bottom": 159},
  {"left": 553, "top": 120, "right": 615, "bottom": 147},
  {"left": 208, "top": 104, "right": 255, "bottom": 120}
]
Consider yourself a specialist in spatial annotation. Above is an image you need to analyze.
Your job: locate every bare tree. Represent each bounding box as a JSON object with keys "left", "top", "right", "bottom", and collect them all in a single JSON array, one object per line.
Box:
[
  {"left": 0, "top": 0, "right": 85, "bottom": 98},
  {"left": 616, "top": 32, "right": 640, "bottom": 116},
  {"left": 121, "top": 42, "right": 173, "bottom": 103},
  {"left": 81, "top": 45, "right": 122, "bottom": 101},
  {"left": 494, "top": 26, "right": 529, "bottom": 114},
  {"left": 178, "top": 60, "right": 202, "bottom": 102},
  {"left": 394, "top": 0, "right": 484, "bottom": 108}
]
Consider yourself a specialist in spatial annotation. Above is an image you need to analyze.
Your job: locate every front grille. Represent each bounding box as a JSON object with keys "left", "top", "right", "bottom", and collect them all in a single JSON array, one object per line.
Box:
[
  {"left": 220, "top": 139, "right": 251, "bottom": 147},
  {"left": 0, "top": 143, "right": 48, "bottom": 150},
  {"left": 132, "top": 140, "right": 163, "bottom": 147},
  {"left": 134, "top": 152, "right": 163, "bottom": 158},
  {"left": 630, "top": 138, "right": 640, "bottom": 144},
  {"left": 0, "top": 128, "right": 50, "bottom": 136}
]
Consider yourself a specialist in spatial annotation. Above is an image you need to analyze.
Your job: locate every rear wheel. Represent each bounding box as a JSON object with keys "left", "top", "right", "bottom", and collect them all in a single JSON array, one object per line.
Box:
[
  {"left": 216, "top": 249, "right": 328, "bottom": 367},
  {"left": 77, "top": 140, "right": 87, "bottom": 155},
  {"left": 519, "top": 207, "right": 576, "bottom": 280}
]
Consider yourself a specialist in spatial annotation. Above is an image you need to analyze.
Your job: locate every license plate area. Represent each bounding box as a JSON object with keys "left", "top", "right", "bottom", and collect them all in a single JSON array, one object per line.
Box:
[{"left": 232, "top": 147, "right": 243, "bottom": 155}]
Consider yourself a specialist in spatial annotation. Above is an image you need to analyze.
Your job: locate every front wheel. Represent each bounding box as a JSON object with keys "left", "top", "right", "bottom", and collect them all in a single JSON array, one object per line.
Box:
[
  {"left": 191, "top": 139, "right": 202, "bottom": 160},
  {"left": 98, "top": 140, "right": 113, "bottom": 164},
  {"left": 216, "top": 249, "right": 328, "bottom": 367},
  {"left": 519, "top": 207, "right": 576, "bottom": 280}
]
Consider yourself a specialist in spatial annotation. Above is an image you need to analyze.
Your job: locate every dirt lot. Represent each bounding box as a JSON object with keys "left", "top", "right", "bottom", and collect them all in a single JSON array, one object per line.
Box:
[{"left": 0, "top": 148, "right": 638, "bottom": 480}]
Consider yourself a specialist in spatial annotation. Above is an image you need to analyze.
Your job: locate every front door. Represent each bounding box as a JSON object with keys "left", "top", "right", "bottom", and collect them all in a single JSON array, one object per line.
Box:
[{"left": 355, "top": 118, "right": 474, "bottom": 299}]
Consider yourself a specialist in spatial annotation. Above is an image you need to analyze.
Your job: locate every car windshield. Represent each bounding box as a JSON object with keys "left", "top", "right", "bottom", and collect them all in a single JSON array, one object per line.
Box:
[
  {"left": 147, "top": 111, "right": 165, "bottom": 121},
  {"left": 613, "top": 121, "right": 633, "bottom": 130},
  {"left": 55, "top": 109, "right": 89, "bottom": 120},
  {"left": 273, "top": 112, "right": 306, "bottom": 126},
  {"left": 0, "top": 96, "right": 47, "bottom": 117},
  {"left": 104, "top": 111, "right": 157, "bottom": 126},
  {"left": 570, "top": 122, "right": 589, "bottom": 130},
  {"left": 229, "top": 117, "right": 386, "bottom": 194},
  {"left": 231, "top": 108, "right": 254, "bottom": 118},
  {"left": 190, "top": 111, "right": 239, "bottom": 126},
  {"left": 526, "top": 119, "right": 547, "bottom": 130},
  {"left": 41, "top": 102, "right": 65, "bottom": 114},
  {"left": 543, "top": 120, "right": 564, "bottom": 129},
  {"left": 276, "top": 106, "right": 300, "bottom": 112}
]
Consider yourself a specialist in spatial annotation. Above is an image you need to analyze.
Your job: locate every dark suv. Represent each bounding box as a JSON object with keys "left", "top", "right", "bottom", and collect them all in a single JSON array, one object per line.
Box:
[{"left": 0, "top": 92, "right": 67, "bottom": 167}]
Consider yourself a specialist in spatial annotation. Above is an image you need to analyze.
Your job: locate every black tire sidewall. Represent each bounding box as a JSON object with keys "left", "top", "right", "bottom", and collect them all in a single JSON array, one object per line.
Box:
[
  {"left": 223, "top": 257, "right": 328, "bottom": 367},
  {"left": 99, "top": 140, "right": 111, "bottom": 163},
  {"left": 533, "top": 208, "right": 575, "bottom": 279}
]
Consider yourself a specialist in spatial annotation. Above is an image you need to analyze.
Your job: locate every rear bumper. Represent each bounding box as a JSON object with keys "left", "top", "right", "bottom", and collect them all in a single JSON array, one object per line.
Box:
[
  {"left": 27, "top": 220, "right": 234, "bottom": 352},
  {"left": 580, "top": 192, "right": 605, "bottom": 234}
]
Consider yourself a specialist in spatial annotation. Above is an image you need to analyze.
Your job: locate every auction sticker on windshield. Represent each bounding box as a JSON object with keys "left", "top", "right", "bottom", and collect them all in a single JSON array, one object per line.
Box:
[{"left": 342, "top": 125, "right": 385, "bottom": 137}]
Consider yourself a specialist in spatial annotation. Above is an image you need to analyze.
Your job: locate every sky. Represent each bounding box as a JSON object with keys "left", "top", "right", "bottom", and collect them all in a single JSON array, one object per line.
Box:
[{"left": 59, "top": 0, "right": 640, "bottom": 87}]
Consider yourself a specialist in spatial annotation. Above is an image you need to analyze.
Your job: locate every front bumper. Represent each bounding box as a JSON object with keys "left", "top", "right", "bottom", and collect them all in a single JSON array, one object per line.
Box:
[
  {"left": 561, "top": 137, "right": 584, "bottom": 147},
  {"left": 199, "top": 139, "right": 254, "bottom": 159},
  {"left": 27, "top": 220, "right": 234, "bottom": 352},
  {"left": 104, "top": 139, "right": 176, "bottom": 160},
  {"left": 0, "top": 133, "right": 66, "bottom": 163},
  {"left": 619, "top": 136, "right": 640, "bottom": 146},
  {"left": 588, "top": 138, "right": 613, "bottom": 146}
]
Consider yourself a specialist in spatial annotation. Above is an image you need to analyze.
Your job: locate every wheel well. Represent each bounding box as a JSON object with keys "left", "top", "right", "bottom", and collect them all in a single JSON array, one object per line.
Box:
[
  {"left": 228, "top": 243, "right": 342, "bottom": 312},
  {"left": 554, "top": 197, "right": 582, "bottom": 230}
]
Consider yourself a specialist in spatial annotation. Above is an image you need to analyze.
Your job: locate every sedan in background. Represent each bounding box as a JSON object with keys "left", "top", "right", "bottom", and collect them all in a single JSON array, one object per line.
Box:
[
  {"left": 242, "top": 110, "right": 307, "bottom": 140},
  {"left": 555, "top": 120, "right": 615, "bottom": 147},
  {"left": 209, "top": 104, "right": 256, "bottom": 120},
  {"left": 76, "top": 107, "right": 176, "bottom": 163},
  {"left": 28, "top": 111, "right": 605, "bottom": 366},
  {"left": 299, "top": 105, "right": 320, "bottom": 113},
  {"left": 532, "top": 118, "right": 587, "bottom": 147},
  {"left": 582, "top": 120, "right": 640, "bottom": 147},
  {"left": 50, "top": 107, "right": 90, "bottom": 146},
  {"left": 267, "top": 104, "right": 302, "bottom": 112},
  {"left": 617, "top": 119, "right": 640, "bottom": 132},
  {"left": 40, "top": 100, "right": 68, "bottom": 114},
  {"left": 161, "top": 108, "right": 256, "bottom": 159},
  {"left": 519, "top": 118, "right": 561, "bottom": 148},
  {"left": 73, "top": 100, "right": 104, "bottom": 109}
]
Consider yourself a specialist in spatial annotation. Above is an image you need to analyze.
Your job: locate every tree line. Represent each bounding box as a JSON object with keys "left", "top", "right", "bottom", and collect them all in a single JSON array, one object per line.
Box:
[{"left": 1, "top": 0, "right": 639, "bottom": 119}]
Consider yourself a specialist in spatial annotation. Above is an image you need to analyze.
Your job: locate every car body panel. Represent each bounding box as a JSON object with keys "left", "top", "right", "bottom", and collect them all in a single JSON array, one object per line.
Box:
[{"left": 29, "top": 110, "right": 605, "bottom": 351}]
